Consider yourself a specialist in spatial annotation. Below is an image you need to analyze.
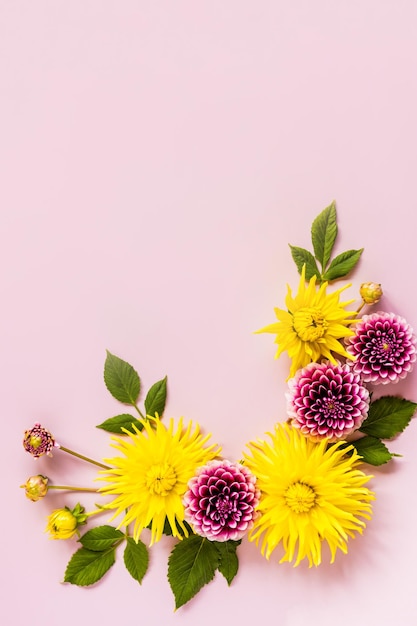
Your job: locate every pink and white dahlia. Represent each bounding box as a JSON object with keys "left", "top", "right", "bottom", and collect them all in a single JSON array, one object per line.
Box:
[
  {"left": 23, "top": 423, "right": 57, "bottom": 458},
  {"left": 345, "top": 312, "right": 417, "bottom": 384},
  {"left": 287, "top": 361, "right": 370, "bottom": 441},
  {"left": 184, "top": 460, "right": 260, "bottom": 542}
]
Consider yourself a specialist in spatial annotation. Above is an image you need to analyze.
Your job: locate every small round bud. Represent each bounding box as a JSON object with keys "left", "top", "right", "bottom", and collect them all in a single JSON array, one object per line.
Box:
[
  {"left": 45, "top": 504, "right": 87, "bottom": 540},
  {"left": 21, "top": 475, "right": 49, "bottom": 501},
  {"left": 360, "top": 282, "right": 383, "bottom": 305}
]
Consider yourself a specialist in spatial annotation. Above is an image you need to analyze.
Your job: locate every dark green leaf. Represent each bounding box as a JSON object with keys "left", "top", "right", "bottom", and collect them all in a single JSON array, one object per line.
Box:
[
  {"left": 79, "top": 526, "right": 124, "bottom": 552},
  {"left": 311, "top": 202, "right": 337, "bottom": 271},
  {"left": 288, "top": 245, "right": 320, "bottom": 281},
  {"left": 104, "top": 351, "right": 140, "bottom": 405},
  {"left": 352, "top": 436, "right": 394, "bottom": 466},
  {"left": 322, "top": 248, "right": 363, "bottom": 282},
  {"left": 153, "top": 517, "right": 193, "bottom": 538},
  {"left": 123, "top": 538, "right": 149, "bottom": 584},
  {"left": 360, "top": 396, "right": 417, "bottom": 439},
  {"left": 144, "top": 377, "right": 167, "bottom": 418},
  {"left": 168, "top": 535, "right": 219, "bottom": 610},
  {"left": 214, "top": 540, "right": 241, "bottom": 586},
  {"left": 96, "top": 414, "right": 143, "bottom": 434},
  {"left": 64, "top": 547, "right": 116, "bottom": 586}
]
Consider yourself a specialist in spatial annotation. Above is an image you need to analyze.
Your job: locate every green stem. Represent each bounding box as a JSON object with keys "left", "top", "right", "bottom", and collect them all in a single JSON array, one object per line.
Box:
[
  {"left": 48, "top": 485, "right": 99, "bottom": 493},
  {"left": 132, "top": 404, "right": 146, "bottom": 421},
  {"left": 58, "top": 445, "right": 110, "bottom": 469},
  {"left": 356, "top": 300, "right": 366, "bottom": 314}
]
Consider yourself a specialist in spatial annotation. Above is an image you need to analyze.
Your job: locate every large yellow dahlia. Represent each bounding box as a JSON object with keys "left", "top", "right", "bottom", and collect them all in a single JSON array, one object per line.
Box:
[
  {"left": 98, "top": 417, "right": 220, "bottom": 545},
  {"left": 257, "top": 266, "right": 357, "bottom": 378},
  {"left": 244, "top": 422, "right": 374, "bottom": 566}
]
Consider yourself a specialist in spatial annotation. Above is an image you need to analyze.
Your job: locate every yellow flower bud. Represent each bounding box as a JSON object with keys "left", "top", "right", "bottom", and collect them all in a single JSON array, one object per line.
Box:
[
  {"left": 46, "top": 508, "right": 80, "bottom": 540},
  {"left": 360, "top": 282, "right": 383, "bottom": 305},
  {"left": 21, "top": 475, "right": 49, "bottom": 502}
]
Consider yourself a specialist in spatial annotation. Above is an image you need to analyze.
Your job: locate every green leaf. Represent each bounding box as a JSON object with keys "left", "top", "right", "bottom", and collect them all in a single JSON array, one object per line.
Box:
[
  {"left": 360, "top": 396, "right": 417, "bottom": 439},
  {"left": 79, "top": 526, "right": 124, "bottom": 552},
  {"left": 152, "top": 517, "right": 193, "bottom": 538},
  {"left": 289, "top": 246, "right": 320, "bottom": 281},
  {"left": 214, "top": 540, "right": 241, "bottom": 586},
  {"left": 123, "top": 538, "right": 149, "bottom": 584},
  {"left": 311, "top": 202, "right": 337, "bottom": 271},
  {"left": 168, "top": 535, "right": 220, "bottom": 610},
  {"left": 104, "top": 351, "right": 141, "bottom": 405},
  {"left": 352, "top": 436, "right": 394, "bottom": 466},
  {"left": 64, "top": 547, "right": 116, "bottom": 586},
  {"left": 322, "top": 248, "right": 363, "bottom": 282},
  {"left": 96, "top": 414, "right": 143, "bottom": 434},
  {"left": 144, "top": 377, "right": 167, "bottom": 417}
]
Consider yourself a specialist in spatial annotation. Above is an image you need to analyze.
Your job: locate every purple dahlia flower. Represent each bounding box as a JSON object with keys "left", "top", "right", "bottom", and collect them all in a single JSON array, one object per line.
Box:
[
  {"left": 345, "top": 312, "right": 417, "bottom": 384},
  {"left": 184, "top": 460, "right": 260, "bottom": 542},
  {"left": 23, "top": 423, "right": 56, "bottom": 458},
  {"left": 287, "top": 361, "right": 370, "bottom": 441}
]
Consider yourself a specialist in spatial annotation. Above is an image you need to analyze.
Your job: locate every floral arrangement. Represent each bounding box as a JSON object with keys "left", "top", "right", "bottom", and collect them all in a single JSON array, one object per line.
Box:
[{"left": 22, "top": 203, "right": 417, "bottom": 609}]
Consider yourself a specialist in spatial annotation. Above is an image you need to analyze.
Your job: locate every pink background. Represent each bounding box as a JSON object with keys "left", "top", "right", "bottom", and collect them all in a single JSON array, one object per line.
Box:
[{"left": 3, "top": 1, "right": 417, "bottom": 624}]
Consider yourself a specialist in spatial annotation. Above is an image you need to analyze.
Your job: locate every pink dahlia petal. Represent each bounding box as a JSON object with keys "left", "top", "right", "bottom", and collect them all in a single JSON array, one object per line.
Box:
[
  {"left": 23, "top": 423, "right": 57, "bottom": 458},
  {"left": 345, "top": 312, "right": 417, "bottom": 384},
  {"left": 286, "top": 361, "right": 370, "bottom": 441},
  {"left": 184, "top": 460, "right": 260, "bottom": 542}
]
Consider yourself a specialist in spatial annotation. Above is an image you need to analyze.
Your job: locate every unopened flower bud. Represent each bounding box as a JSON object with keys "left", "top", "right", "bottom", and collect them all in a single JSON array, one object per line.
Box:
[
  {"left": 23, "top": 423, "right": 56, "bottom": 458},
  {"left": 21, "top": 475, "right": 49, "bottom": 501},
  {"left": 360, "top": 282, "right": 383, "bottom": 305},
  {"left": 45, "top": 503, "right": 87, "bottom": 540}
]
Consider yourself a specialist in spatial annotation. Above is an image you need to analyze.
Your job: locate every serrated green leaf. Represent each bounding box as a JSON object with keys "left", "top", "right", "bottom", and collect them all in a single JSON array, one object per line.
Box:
[
  {"left": 144, "top": 377, "right": 167, "bottom": 418},
  {"left": 360, "top": 396, "right": 417, "bottom": 439},
  {"left": 79, "top": 526, "right": 124, "bottom": 552},
  {"left": 322, "top": 248, "right": 363, "bottom": 282},
  {"left": 311, "top": 202, "right": 337, "bottom": 271},
  {"left": 214, "top": 540, "right": 241, "bottom": 586},
  {"left": 123, "top": 538, "right": 149, "bottom": 584},
  {"left": 289, "top": 245, "right": 320, "bottom": 280},
  {"left": 104, "top": 351, "right": 140, "bottom": 405},
  {"left": 352, "top": 436, "right": 394, "bottom": 466},
  {"left": 96, "top": 414, "right": 143, "bottom": 434},
  {"left": 64, "top": 547, "right": 116, "bottom": 586},
  {"left": 168, "top": 535, "right": 219, "bottom": 610}
]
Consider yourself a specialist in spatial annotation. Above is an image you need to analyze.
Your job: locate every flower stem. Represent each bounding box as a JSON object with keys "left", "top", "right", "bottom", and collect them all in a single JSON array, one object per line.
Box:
[
  {"left": 356, "top": 300, "right": 366, "bottom": 314},
  {"left": 58, "top": 445, "right": 111, "bottom": 469},
  {"left": 132, "top": 404, "right": 146, "bottom": 421},
  {"left": 48, "top": 485, "right": 99, "bottom": 493}
]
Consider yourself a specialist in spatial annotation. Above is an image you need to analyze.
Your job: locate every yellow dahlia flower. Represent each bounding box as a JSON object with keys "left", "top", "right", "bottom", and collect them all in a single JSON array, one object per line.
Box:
[
  {"left": 257, "top": 266, "right": 357, "bottom": 378},
  {"left": 98, "top": 417, "right": 220, "bottom": 545},
  {"left": 244, "top": 422, "right": 374, "bottom": 566}
]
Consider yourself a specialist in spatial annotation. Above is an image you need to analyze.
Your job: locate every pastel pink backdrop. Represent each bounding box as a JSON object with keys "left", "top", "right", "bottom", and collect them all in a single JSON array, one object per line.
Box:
[{"left": 2, "top": 2, "right": 417, "bottom": 625}]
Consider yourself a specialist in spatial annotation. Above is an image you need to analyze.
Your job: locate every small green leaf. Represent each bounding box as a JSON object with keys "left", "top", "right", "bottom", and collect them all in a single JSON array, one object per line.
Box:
[
  {"left": 360, "top": 396, "right": 417, "bottom": 439},
  {"left": 168, "top": 535, "right": 219, "bottom": 610},
  {"left": 123, "top": 538, "right": 149, "bottom": 584},
  {"left": 64, "top": 547, "right": 116, "bottom": 586},
  {"left": 96, "top": 414, "right": 143, "bottom": 434},
  {"left": 153, "top": 517, "right": 193, "bottom": 538},
  {"left": 322, "top": 248, "right": 363, "bottom": 282},
  {"left": 352, "top": 436, "right": 394, "bottom": 466},
  {"left": 104, "top": 351, "right": 141, "bottom": 405},
  {"left": 311, "top": 202, "right": 337, "bottom": 271},
  {"left": 144, "top": 377, "right": 167, "bottom": 417},
  {"left": 79, "top": 526, "right": 124, "bottom": 552},
  {"left": 289, "top": 246, "right": 320, "bottom": 280},
  {"left": 214, "top": 540, "right": 241, "bottom": 586}
]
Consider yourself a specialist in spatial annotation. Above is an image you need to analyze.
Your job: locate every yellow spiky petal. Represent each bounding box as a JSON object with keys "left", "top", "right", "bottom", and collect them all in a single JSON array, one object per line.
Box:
[
  {"left": 244, "top": 422, "right": 374, "bottom": 567},
  {"left": 98, "top": 417, "right": 220, "bottom": 545}
]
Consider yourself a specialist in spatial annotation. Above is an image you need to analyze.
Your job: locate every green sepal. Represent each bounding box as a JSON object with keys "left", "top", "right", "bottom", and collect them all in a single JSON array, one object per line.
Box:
[
  {"left": 311, "top": 201, "right": 337, "bottom": 271},
  {"left": 104, "top": 351, "right": 141, "bottom": 405},
  {"left": 144, "top": 376, "right": 167, "bottom": 418},
  {"left": 352, "top": 436, "right": 394, "bottom": 466},
  {"left": 322, "top": 248, "right": 363, "bottom": 282},
  {"left": 64, "top": 546, "right": 116, "bottom": 586},
  {"left": 79, "top": 526, "right": 124, "bottom": 552},
  {"left": 123, "top": 537, "right": 149, "bottom": 584},
  {"left": 214, "top": 539, "right": 241, "bottom": 586},
  {"left": 155, "top": 517, "right": 193, "bottom": 538},
  {"left": 289, "top": 245, "right": 320, "bottom": 281},
  {"left": 168, "top": 535, "right": 220, "bottom": 610},
  {"left": 96, "top": 414, "right": 144, "bottom": 434},
  {"left": 360, "top": 396, "right": 417, "bottom": 440}
]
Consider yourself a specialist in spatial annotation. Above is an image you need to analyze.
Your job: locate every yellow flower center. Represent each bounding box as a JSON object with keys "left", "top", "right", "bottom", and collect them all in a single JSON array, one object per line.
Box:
[
  {"left": 285, "top": 481, "right": 317, "bottom": 513},
  {"left": 292, "top": 307, "right": 328, "bottom": 342},
  {"left": 145, "top": 463, "right": 177, "bottom": 496},
  {"left": 30, "top": 435, "right": 42, "bottom": 449}
]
